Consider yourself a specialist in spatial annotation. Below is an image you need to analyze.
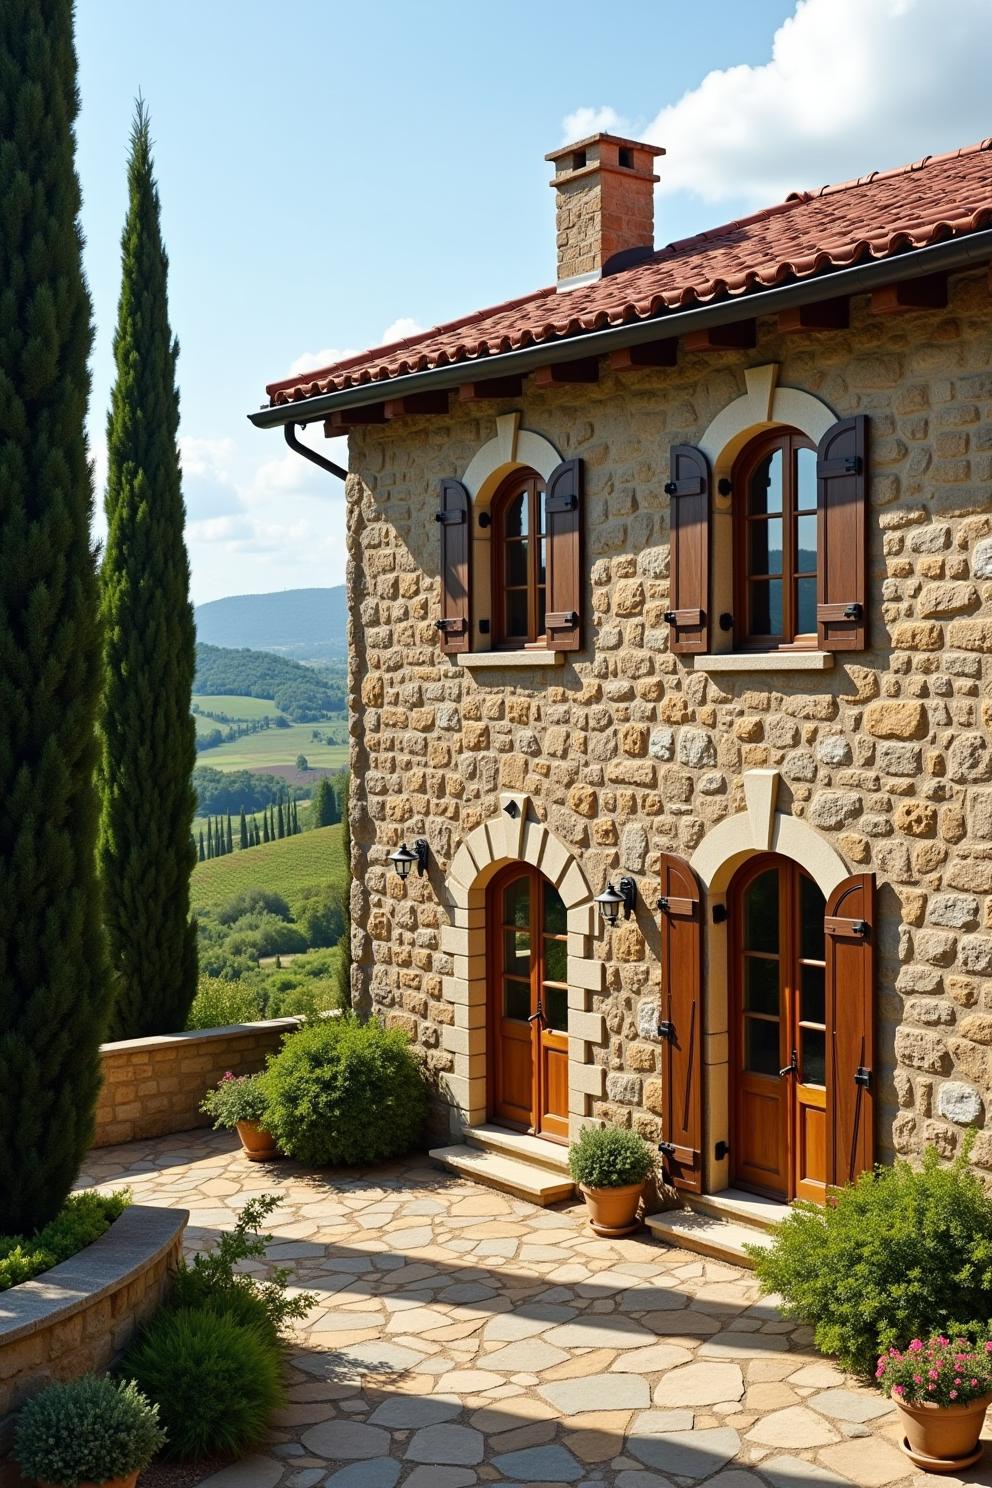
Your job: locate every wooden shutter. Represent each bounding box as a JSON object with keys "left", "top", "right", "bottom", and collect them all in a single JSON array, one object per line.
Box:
[
  {"left": 825, "top": 873, "right": 875, "bottom": 1189},
  {"left": 658, "top": 853, "right": 703, "bottom": 1193},
  {"left": 665, "top": 445, "right": 710, "bottom": 654},
  {"left": 437, "top": 477, "right": 470, "bottom": 654},
  {"left": 816, "top": 415, "right": 868, "bottom": 651},
  {"left": 545, "top": 458, "right": 582, "bottom": 652}
]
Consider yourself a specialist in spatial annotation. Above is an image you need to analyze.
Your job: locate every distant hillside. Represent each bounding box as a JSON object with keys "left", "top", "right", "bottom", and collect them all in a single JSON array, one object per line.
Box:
[
  {"left": 194, "top": 587, "right": 346, "bottom": 659},
  {"left": 194, "top": 642, "right": 345, "bottom": 718}
]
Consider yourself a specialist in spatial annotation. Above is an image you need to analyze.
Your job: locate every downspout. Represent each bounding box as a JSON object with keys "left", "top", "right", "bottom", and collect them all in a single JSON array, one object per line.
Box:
[{"left": 283, "top": 419, "right": 347, "bottom": 481}]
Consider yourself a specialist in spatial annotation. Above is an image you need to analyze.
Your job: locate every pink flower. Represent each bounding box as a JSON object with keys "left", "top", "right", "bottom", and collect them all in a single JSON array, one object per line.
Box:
[
  {"left": 929, "top": 1370, "right": 940, "bottom": 1380},
  {"left": 909, "top": 1340, "right": 923, "bottom": 1352},
  {"left": 913, "top": 1375, "right": 923, "bottom": 1384},
  {"left": 892, "top": 1385, "right": 904, "bottom": 1396},
  {"left": 928, "top": 1383, "right": 937, "bottom": 1391},
  {"left": 950, "top": 1390, "right": 958, "bottom": 1400}
]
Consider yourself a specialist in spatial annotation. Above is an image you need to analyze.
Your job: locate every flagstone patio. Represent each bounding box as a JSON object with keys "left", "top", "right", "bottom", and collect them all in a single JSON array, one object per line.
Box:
[{"left": 77, "top": 1131, "right": 991, "bottom": 1488}]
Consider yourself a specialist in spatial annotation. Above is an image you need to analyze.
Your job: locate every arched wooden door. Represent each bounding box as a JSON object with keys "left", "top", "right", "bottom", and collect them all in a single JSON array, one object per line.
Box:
[
  {"left": 487, "top": 864, "right": 569, "bottom": 1142},
  {"left": 729, "top": 855, "right": 828, "bottom": 1204}
]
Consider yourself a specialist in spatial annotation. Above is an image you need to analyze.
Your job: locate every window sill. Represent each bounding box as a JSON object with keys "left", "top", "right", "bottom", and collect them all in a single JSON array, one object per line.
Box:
[
  {"left": 692, "top": 651, "right": 835, "bottom": 673},
  {"left": 457, "top": 649, "right": 564, "bottom": 670}
]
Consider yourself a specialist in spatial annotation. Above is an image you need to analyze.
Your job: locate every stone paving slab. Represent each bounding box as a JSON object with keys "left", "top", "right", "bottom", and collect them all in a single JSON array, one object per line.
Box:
[{"left": 74, "top": 1130, "right": 992, "bottom": 1488}]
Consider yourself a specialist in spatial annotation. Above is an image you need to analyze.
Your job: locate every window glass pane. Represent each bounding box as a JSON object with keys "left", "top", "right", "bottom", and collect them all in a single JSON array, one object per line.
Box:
[
  {"left": 538, "top": 489, "right": 547, "bottom": 535},
  {"left": 800, "top": 875, "right": 825, "bottom": 960},
  {"left": 544, "top": 985, "right": 568, "bottom": 1032},
  {"left": 796, "top": 513, "right": 818, "bottom": 571},
  {"left": 544, "top": 936, "right": 567, "bottom": 984},
  {"left": 745, "top": 1017, "right": 780, "bottom": 1076},
  {"left": 796, "top": 447, "right": 818, "bottom": 512},
  {"left": 538, "top": 537, "right": 547, "bottom": 588},
  {"left": 505, "top": 588, "right": 528, "bottom": 638},
  {"left": 801, "top": 1027, "right": 826, "bottom": 1086},
  {"left": 801, "top": 964, "right": 825, "bottom": 1027},
  {"left": 748, "top": 448, "right": 783, "bottom": 516},
  {"left": 749, "top": 518, "right": 783, "bottom": 577},
  {"left": 744, "top": 869, "right": 779, "bottom": 952},
  {"left": 503, "top": 978, "right": 530, "bottom": 1022},
  {"left": 536, "top": 587, "right": 546, "bottom": 639},
  {"left": 503, "top": 875, "right": 530, "bottom": 928},
  {"left": 543, "top": 886, "right": 567, "bottom": 934},
  {"left": 503, "top": 489, "right": 528, "bottom": 538},
  {"left": 796, "top": 577, "right": 817, "bottom": 637},
  {"left": 750, "top": 578, "right": 782, "bottom": 637},
  {"left": 504, "top": 928, "right": 531, "bottom": 976},
  {"left": 744, "top": 956, "right": 779, "bottom": 1015},
  {"left": 505, "top": 538, "right": 528, "bottom": 587}
]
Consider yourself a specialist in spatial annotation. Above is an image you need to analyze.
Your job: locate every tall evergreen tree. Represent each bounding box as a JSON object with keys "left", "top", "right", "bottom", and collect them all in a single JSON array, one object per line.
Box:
[
  {"left": 312, "top": 776, "right": 337, "bottom": 827},
  {"left": 277, "top": 800, "right": 285, "bottom": 839},
  {"left": 0, "top": 0, "right": 111, "bottom": 1233},
  {"left": 226, "top": 814, "right": 233, "bottom": 854},
  {"left": 263, "top": 811, "right": 270, "bottom": 845},
  {"left": 207, "top": 819, "right": 214, "bottom": 859},
  {"left": 198, "top": 829, "right": 205, "bottom": 863},
  {"left": 99, "top": 101, "right": 196, "bottom": 1039},
  {"left": 239, "top": 808, "right": 248, "bottom": 850}
]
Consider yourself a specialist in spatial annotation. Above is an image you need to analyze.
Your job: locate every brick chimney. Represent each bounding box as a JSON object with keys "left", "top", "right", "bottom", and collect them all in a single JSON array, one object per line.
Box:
[{"left": 546, "top": 133, "right": 664, "bottom": 292}]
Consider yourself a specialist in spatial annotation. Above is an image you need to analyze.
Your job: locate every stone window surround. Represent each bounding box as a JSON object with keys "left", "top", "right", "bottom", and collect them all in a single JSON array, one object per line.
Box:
[{"left": 439, "top": 791, "right": 605, "bottom": 1142}]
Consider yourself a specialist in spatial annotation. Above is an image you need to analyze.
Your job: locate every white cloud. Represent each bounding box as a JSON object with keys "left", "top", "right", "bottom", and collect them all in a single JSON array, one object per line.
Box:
[
  {"left": 287, "top": 347, "right": 357, "bottom": 377},
  {"left": 379, "top": 316, "right": 426, "bottom": 344},
  {"left": 564, "top": 0, "right": 992, "bottom": 207},
  {"left": 560, "top": 105, "right": 630, "bottom": 144}
]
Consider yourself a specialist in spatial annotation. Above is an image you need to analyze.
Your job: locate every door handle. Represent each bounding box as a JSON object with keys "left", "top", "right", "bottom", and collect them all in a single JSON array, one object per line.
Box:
[
  {"left": 528, "top": 1001, "right": 545, "bottom": 1027},
  {"left": 778, "top": 1049, "right": 798, "bottom": 1079}
]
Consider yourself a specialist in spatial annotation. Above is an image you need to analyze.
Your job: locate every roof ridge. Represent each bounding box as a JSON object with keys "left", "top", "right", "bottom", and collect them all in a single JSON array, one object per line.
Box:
[{"left": 803, "top": 135, "right": 992, "bottom": 201}]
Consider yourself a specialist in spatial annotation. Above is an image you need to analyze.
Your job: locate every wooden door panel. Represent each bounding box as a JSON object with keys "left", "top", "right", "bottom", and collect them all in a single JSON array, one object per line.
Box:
[
  {"left": 737, "top": 1081, "right": 787, "bottom": 1195},
  {"left": 496, "top": 1020, "right": 533, "bottom": 1127},
  {"left": 797, "top": 1084, "right": 827, "bottom": 1203},
  {"left": 541, "top": 1034, "right": 569, "bottom": 1140}
]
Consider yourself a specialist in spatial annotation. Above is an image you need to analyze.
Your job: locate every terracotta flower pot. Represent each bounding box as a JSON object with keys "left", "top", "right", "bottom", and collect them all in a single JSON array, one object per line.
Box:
[
  {"left": 895, "top": 1391, "right": 992, "bottom": 1473},
  {"left": 39, "top": 1475, "right": 139, "bottom": 1488},
  {"left": 236, "top": 1119, "right": 280, "bottom": 1161},
  {"left": 579, "top": 1181, "right": 643, "bottom": 1237}
]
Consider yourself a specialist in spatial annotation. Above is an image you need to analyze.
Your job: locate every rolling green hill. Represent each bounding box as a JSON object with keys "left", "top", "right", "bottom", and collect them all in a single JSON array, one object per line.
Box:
[
  {"left": 194, "top": 642, "right": 344, "bottom": 719},
  {"left": 190, "top": 824, "right": 346, "bottom": 914},
  {"left": 194, "top": 587, "right": 346, "bottom": 659}
]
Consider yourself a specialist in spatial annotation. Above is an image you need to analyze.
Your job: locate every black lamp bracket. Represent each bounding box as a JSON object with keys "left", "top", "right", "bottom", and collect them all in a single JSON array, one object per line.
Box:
[
  {"left": 617, "top": 876, "right": 636, "bottom": 920},
  {"left": 414, "top": 839, "right": 429, "bottom": 877}
]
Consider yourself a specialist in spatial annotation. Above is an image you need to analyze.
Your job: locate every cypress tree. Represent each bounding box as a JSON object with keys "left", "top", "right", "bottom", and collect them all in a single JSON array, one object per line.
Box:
[
  {"left": 0, "top": 0, "right": 111, "bottom": 1233},
  {"left": 277, "top": 800, "right": 285, "bottom": 839},
  {"left": 198, "top": 830, "right": 205, "bottom": 863},
  {"left": 207, "top": 819, "right": 214, "bottom": 859},
  {"left": 99, "top": 100, "right": 196, "bottom": 1038},
  {"left": 263, "top": 811, "right": 270, "bottom": 844},
  {"left": 226, "top": 814, "right": 233, "bottom": 854},
  {"left": 239, "top": 808, "right": 248, "bottom": 850}
]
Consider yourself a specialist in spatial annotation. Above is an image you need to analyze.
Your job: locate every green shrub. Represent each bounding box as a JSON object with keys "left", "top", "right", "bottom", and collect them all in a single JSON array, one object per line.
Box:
[
  {"left": 168, "top": 1195, "right": 316, "bottom": 1345},
  {"left": 123, "top": 1307, "right": 283, "bottom": 1459},
  {"left": 263, "top": 1015, "right": 427, "bottom": 1166},
  {"left": 0, "top": 1190, "right": 129, "bottom": 1292},
  {"left": 186, "top": 974, "right": 266, "bottom": 1029},
  {"left": 216, "top": 888, "right": 291, "bottom": 924},
  {"left": 15, "top": 1374, "right": 165, "bottom": 1485},
  {"left": 200, "top": 1071, "right": 269, "bottom": 1129},
  {"left": 749, "top": 1146, "right": 992, "bottom": 1376},
  {"left": 568, "top": 1126, "right": 656, "bottom": 1189}
]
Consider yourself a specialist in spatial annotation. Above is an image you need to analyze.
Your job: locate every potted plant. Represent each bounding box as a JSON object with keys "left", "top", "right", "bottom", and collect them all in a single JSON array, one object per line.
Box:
[
  {"left": 568, "top": 1124, "right": 655, "bottom": 1237},
  {"left": 14, "top": 1374, "right": 165, "bottom": 1487},
  {"left": 877, "top": 1334, "right": 992, "bottom": 1472},
  {"left": 200, "top": 1071, "right": 278, "bottom": 1160}
]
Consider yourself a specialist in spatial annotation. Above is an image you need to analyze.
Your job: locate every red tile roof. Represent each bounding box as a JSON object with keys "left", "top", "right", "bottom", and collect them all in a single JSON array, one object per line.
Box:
[{"left": 267, "top": 139, "right": 992, "bottom": 407}]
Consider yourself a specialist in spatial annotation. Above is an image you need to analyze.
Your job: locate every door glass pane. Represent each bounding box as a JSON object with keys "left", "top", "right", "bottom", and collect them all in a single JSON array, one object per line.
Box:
[
  {"left": 538, "top": 536, "right": 547, "bottom": 587},
  {"left": 536, "top": 585, "right": 546, "bottom": 639},
  {"left": 801, "top": 1027, "right": 826, "bottom": 1086},
  {"left": 504, "top": 489, "right": 528, "bottom": 538},
  {"left": 744, "top": 955, "right": 779, "bottom": 1015},
  {"left": 503, "top": 876, "right": 530, "bottom": 928},
  {"left": 745, "top": 1017, "right": 780, "bottom": 1076},
  {"left": 544, "top": 985, "right": 568, "bottom": 1032},
  {"left": 796, "top": 446, "right": 818, "bottom": 512},
  {"left": 748, "top": 449, "right": 783, "bottom": 515},
  {"left": 543, "top": 936, "right": 566, "bottom": 984},
  {"left": 538, "top": 489, "right": 547, "bottom": 535},
  {"left": 749, "top": 578, "right": 782, "bottom": 637},
  {"left": 504, "top": 928, "right": 530, "bottom": 976},
  {"left": 796, "top": 576, "right": 817, "bottom": 637},
  {"left": 543, "top": 885, "right": 567, "bottom": 934},
  {"left": 744, "top": 870, "right": 779, "bottom": 953},
  {"left": 505, "top": 539, "right": 528, "bottom": 586},
  {"left": 503, "top": 978, "right": 530, "bottom": 1022},
  {"left": 505, "top": 588, "right": 528, "bottom": 638},
  {"left": 801, "top": 964, "right": 826, "bottom": 1027},
  {"left": 749, "top": 519, "right": 783, "bottom": 576},
  {"left": 796, "top": 513, "right": 818, "bottom": 569},
  {"left": 800, "top": 875, "right": 825, "bottom": 960}
]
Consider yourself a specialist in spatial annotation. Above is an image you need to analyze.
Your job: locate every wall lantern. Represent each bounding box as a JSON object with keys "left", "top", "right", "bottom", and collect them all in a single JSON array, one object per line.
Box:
[
  {"left": 390, "top": 840, "right": 429, "bottom": 881},
  {"left": 595, "top": 877, "right": 636, "bottom": 927}
]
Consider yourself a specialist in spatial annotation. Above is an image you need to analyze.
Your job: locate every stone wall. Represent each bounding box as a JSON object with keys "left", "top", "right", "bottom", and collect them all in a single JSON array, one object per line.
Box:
[
  {"left": 0, "top": 1206, "right": 186, "bottom": 1484},
  {"left": 343, "top": 266, "right": 992, "bottom": 1171},
  {"left": 93, "top": 1019, "right": 301, "bottom": 1147}
]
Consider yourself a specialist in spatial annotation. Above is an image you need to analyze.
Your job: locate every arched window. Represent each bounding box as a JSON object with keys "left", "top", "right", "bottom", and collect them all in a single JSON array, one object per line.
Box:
[
  {"left": 734, "top": 430, "right": 817, "bottom": 649},
  {"left": 492, "top": 470, "right": 547, "bottom": 647}
]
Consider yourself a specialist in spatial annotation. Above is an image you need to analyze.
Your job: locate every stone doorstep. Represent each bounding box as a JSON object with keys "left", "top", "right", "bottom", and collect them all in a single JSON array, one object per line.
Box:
[
  {"left": 429, "top": 1144, "right": 576, "bottom": 1206},
  {"left": 644, "top": 1208, "right": 775, "bottom": 1268},
  {"left": 463, "top": 1123, "right": 573, "bottom": 1175},
  {"left": 686, "top": 1187, "right": 791, "bottom": 1234}
]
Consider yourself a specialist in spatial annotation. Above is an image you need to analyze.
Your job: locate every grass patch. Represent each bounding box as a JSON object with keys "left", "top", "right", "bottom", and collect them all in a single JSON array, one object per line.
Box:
[
  {"left": 191, "top": 824, "right": 346, "bottom": 915},
  {"left": 193, "top": 693, "right": 288, "bottom": 722},
  {"left": 198, "top": 721, "right": 347, "bottom": 773}
]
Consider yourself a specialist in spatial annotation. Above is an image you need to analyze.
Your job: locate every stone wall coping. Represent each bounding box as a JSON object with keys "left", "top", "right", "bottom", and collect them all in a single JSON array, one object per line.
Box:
[
  {"left": 457, "top": 650, "right": 563, "bottom": 669},
  {"left": 692, "top": 651, "right": 835, "bottom": 672},
  {"left": 0, "top": 1205, "right": 187, "bottom": 1347},
  {"left": 100, "top": 1017, "right": 303, "bottom": 1057}
]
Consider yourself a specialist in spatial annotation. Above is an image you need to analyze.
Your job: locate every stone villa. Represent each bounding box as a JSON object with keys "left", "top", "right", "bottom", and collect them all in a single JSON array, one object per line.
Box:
[{"left": 252, "top": 132, "right": 992, "bottom": 1240}]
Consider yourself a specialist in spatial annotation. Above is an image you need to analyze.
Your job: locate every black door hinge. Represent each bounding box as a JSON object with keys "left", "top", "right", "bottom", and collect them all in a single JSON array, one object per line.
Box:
[
  {"left": 657, "top": 1019, "right": 675, "bottom": 1040},
  {"left": 658, "top": 1140, "right": 676, "bottom": 1157},
  {"left": 714, "top": 1140, "right": 730, "bottom": 1161},
  {"left": 855, "top": 1066, "right": 872, "bottom": 1089}
]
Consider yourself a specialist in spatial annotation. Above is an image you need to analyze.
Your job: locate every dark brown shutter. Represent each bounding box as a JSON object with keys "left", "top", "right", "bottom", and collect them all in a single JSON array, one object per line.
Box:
[
  {"left": 665, "top": 445, "right": 710, "bottom": 654},
  {"left": 545, "top": 458, "right": 582, "bottom": 652},
  {"left": 825, "top": 873, "right": 875, "bottom": 1189},
  {"left": 658, "top": 853, "right": 703, "bottom": 1193},
  {"left": 816, "top": 415, "right": 868, "bottom": 651},
  {"left": 437, "top": 477, "right": 470, "bottom": 654}
]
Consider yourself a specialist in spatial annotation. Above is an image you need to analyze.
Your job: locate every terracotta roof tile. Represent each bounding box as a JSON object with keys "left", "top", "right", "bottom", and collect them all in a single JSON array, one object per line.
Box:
[{"left": 267, "top": 139, "right": 992, "bottom": 406}]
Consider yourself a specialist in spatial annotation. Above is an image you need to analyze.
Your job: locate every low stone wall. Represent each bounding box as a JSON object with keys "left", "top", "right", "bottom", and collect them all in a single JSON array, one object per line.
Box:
[
  {"left": 93, "top": 1018, "right": 301, "bottom": 1147},
  {"left": 0, "top": 1205, "right": 187, "bottom": 1484}
]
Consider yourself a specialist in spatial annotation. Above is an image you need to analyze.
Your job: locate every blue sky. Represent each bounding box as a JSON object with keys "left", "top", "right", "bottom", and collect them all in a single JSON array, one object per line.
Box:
[{"left": 75, "top": 0, "right": 992, "bottom": 604}]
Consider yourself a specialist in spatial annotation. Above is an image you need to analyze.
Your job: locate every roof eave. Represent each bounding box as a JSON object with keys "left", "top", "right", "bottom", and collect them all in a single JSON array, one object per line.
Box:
[{"left": 249, "top": 228, "right": 992, "bottom": 431}]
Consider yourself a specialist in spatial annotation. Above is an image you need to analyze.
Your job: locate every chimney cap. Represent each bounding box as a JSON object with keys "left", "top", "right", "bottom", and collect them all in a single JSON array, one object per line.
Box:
[{"left": 545, "top": 131, "right": 666, "bottom": 165}]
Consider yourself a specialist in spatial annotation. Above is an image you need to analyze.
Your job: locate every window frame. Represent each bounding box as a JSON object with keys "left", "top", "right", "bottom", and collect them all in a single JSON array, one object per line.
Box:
[
  {"left": 733, "top": 429, "right": 818, "bottom": 652},
  {"left": 491, "top": 468, "right": 548, "bottom": 649}
]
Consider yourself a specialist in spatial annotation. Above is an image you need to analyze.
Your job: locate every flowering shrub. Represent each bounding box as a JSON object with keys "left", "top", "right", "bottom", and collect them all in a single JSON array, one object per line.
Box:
[
  {"left": 200, "top": 1071, "right": 268, "bottom": 1129},
  {"left": 876, "top": 1336, "right": 992, "bottom": 1408}
]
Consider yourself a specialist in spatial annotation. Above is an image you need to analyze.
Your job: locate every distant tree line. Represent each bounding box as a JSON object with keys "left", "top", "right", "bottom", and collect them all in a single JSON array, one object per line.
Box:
[
  {"left": 194, "top": 642, "right": 345, "bottom": 720},
  {"left": 194, "top": 712, "right": 281, "bottom": 755},
  {"left": 193, "top": 765, "right": 309, "bottom": 816},
  {"left": 195, "top": 796, "right": 303, "bottom": 861}
]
